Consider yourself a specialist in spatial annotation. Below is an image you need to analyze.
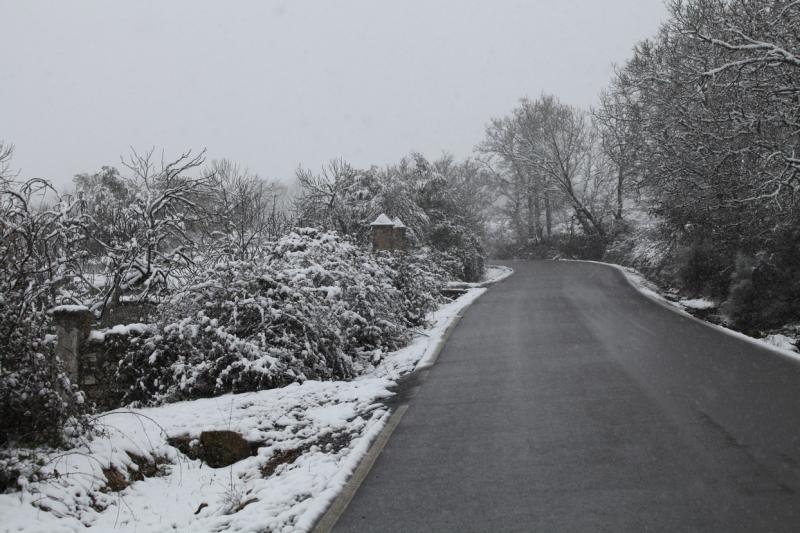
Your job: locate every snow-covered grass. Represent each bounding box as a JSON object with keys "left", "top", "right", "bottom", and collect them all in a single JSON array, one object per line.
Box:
[{"left": 1, "top": 288, "right": 489, "bottom": 533}]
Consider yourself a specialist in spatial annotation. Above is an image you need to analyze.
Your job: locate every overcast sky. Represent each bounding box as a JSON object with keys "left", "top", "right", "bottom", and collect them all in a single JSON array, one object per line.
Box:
[{"left": 2, "top": 0, "right": 667, "bottom": 189}]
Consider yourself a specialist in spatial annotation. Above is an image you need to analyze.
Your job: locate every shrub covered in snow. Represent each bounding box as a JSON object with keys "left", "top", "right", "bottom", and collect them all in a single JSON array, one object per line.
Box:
[
  {"left": 428, "top": 221, "right": 485, "bottom": 282},
  {"left": 723, "top": 225, "right": 800, "bottom": 332},
  {"left": 382, "top": 248, "right": 450, "bottom": 326},
  {"left": 604, "top": 214, "right": 673, "bottom": 275},
  {"left": 0, "top": 293, "right": 86, "bottom": 447},
  {"left": 114, "top": 229, "right": 448, "bottom": 406}
]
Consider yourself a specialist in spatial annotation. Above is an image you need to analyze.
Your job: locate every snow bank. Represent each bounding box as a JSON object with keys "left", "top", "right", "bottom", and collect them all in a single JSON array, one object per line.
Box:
[
  {"left": 482, "top": 264, "right": 514, "bottom": 284},
  {"left": 678, "top": 298, "right": 717, "bottom": 310},
  {"left": 48, "top": 305, "right": 90, "bottom": 314},
  {"left": 446, "top": 263, "right": 514, "bottom": 289},
  {"left": 762, "top": 333, "right": 797, "bottom": 352}
]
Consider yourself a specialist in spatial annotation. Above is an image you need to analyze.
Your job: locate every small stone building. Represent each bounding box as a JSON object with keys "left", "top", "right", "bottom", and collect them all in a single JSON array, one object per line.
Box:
[{"left": 371, "top": 213, "right": 409, "bottom": 251}]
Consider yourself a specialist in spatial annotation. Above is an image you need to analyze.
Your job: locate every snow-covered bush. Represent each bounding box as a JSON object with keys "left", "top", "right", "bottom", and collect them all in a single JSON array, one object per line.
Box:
[
  {"left": 382, "top": 248, "right": 449, "bottom": 326},
  {"left": 723, "top": 225, "right": 800, "bottom": 332},
  {"left": 0, "top": 293, "right": 86, "bottom": 447},
  {"left": 674, "top": 239, "right": 730, "bottom": 297},
  {"left": 604, "top": 213, "right": 674, "bottom": 281},
  {"left": 428, "top": 221, "right": 485, "bottom": 282},
  {"left": 114, "top": 229, "right": 447, "bottom": 406}
]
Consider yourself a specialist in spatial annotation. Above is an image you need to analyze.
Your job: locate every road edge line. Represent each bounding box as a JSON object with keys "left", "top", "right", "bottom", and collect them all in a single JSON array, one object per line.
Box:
[
  {"left": 310, "top": 279, "right": 495, "bottom": 532},
  {"left": 311, "top": 404, "right": 409, "bottom": 533},
  {"left": 563, "top": 258, "right": 800, "bottom": 365},
  {"left": 415, "top": 312, "right": 464, "bottom": 370}
]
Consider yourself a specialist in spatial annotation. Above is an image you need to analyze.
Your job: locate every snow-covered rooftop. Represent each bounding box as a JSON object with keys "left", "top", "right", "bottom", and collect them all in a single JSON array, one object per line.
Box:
[
  {"left": 392, "top": 217, "right": 407, "bottom": 229},
  {"left": 370, "top": 213, "right": 394, "bottom": 226}
]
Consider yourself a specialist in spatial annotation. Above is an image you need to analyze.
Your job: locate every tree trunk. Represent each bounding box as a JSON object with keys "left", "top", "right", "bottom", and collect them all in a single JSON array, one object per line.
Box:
[
  {"left": 616, "top": 164, "right": 624, "bottom": 220},
  {"left": 526, "top": 189, "right": 536, "bottom": 242},
  {"left": 544, "top": 192, "right": 552, "bottom": 238},
  {"left": 575, "top": 202, "right": 605, "bottom": 238},
  {"left": 533, "top": 185, "right": 542, "bottom": 240}
]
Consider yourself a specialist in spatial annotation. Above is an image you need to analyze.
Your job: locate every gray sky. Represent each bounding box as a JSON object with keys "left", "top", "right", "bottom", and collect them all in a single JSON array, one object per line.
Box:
[{"left": 2, "top": 0, "right": 667, "bottom": 189}]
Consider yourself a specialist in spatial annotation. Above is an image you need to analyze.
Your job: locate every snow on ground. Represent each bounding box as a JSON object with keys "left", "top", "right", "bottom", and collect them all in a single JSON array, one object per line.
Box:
[
  {"left": 678, "top": 298, "right": 717, "bottom": 310},
  {"left": 763, "top": 333, "right": 798, "bottom": 352},
  {"left": 446, "top": 263, "right": 514, "bottom": 289},
  {"left": 2, "top": 282, "right": 501, "bottom": 533},
  {"left": 482, "top": 265, "right": 514, "bottom": 285}
]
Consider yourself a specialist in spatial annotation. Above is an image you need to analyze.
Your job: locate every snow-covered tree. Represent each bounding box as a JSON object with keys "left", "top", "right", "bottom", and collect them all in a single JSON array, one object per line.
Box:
[
  {"left": 75, "top": 149, "right": 212, "bottom": 316},
  {"left": 203, "top": 159, "right": 291, "bottom": 260},
  {"left": 295, "top": 153, "right": 488, "bottom": 280}
]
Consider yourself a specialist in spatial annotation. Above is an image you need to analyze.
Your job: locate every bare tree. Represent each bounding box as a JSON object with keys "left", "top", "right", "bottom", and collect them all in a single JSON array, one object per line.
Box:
[
  {"left": 480, "top": 96, "right": 612, "bottom": 244},
  {"left": 594, "top": 73, "right": 642, "bottom": 221},
  {"left": 0, "top": 141, "right": 15, "bottom": 183},
  {"left": 205, "top": 159, "right": 291, "bottom": 260},
  {"left": 294, "top": 159, "right": 382, "bottom": 241}
]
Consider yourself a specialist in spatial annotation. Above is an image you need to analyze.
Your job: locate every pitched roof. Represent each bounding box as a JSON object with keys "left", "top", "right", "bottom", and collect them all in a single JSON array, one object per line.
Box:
[
  {"left": 370, "top": 213, "right": 394, "bottom": 226},
  {"left": 392, "top": 217, "right": 407, "bottom": 228}
]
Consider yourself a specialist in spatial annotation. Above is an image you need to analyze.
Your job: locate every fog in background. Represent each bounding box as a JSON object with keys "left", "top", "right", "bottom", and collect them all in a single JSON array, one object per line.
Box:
[{"left": 1, "top": 0, "right": 667, "bottom": 188}]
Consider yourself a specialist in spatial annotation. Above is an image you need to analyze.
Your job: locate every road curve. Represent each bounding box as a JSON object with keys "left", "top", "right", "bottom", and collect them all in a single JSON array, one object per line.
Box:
[{"left": 332, "top": 260, "right": 800, "bottom": 532}]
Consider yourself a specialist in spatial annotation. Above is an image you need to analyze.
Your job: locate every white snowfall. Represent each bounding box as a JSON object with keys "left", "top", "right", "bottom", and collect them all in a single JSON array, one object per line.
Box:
[{"left": 1, "top": 266, "right": 512, "bottom": 533}]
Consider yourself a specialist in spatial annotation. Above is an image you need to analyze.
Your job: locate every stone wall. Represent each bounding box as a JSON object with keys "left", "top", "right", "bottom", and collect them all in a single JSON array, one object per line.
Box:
[{"left": 51, "top": 305, "right": 151, "bottom": 409}]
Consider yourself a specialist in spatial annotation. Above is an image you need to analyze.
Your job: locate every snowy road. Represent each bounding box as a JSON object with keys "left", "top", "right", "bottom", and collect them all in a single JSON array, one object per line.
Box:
[{"left": 330, "top": 260, "right": 800, "bottom": 532}]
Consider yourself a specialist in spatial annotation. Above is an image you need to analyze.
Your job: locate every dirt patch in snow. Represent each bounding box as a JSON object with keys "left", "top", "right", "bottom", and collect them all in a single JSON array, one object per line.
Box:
[{"left": 168, "top": 430, "right": 261, "bottom": 468}]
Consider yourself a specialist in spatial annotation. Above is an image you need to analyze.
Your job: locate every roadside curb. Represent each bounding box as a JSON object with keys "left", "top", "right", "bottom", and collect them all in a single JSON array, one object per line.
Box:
[
  {"left": 416, "top": 311, "right": 466, "bottom": 370},
  {"left": 311, "top": 404, "right": 409, "bottom": 533}
]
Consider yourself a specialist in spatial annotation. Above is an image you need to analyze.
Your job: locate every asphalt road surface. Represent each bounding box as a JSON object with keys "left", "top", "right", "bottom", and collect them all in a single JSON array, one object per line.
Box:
[{"left": 331, "top": 260, "right": 800, "bottom": 532}]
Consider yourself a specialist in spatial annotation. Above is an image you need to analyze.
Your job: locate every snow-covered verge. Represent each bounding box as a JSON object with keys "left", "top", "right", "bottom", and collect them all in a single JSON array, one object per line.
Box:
[
  {"left": 570, "top": 260, "right": 800, "bottom": 362},
  {"left": 0, "top": 288, "right": 487, "bottom": 533},
  {"left": 447, "top": 263, "right": 514, "bottom": 289}
]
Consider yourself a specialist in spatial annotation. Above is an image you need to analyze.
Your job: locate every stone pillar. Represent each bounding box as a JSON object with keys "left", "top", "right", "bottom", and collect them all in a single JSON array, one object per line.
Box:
[{"left": 51, "top": 306, "right": 93, "bottom": 385}]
